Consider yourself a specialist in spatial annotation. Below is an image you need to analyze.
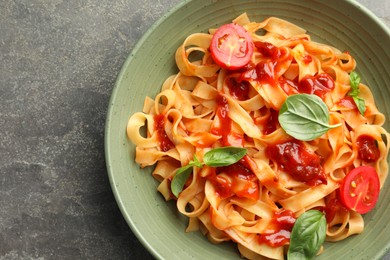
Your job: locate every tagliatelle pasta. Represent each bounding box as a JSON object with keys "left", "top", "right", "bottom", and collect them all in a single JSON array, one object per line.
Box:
[{"left": 127, "top": 13, "right": 390, "bottom": 259}]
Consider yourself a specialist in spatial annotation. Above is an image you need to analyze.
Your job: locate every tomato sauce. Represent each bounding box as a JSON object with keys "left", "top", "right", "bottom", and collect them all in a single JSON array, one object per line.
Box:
[
  {"left": 211, "top": 95, "right": 231, "bottom": 145},
  {"left": 266, "top": 140, "right": 327, "bottom": 186},
  {"left": 211, "top": 94, "right": 244, "bottom": 147},
  {"left": 278, "top": 77, "right": 299, "bottom": 95},
  {"left": 207, "top": 162, "right": 259, "bottom": 201},
  {"left": 233, "top": 41, "right": 335, "bottom": 100},
  {"left": 154, "top": 114, "right": 175, "bottom": 152},
  {"left": 258, "top": 209, "right": 296, "bottom": 247},
  {"left": 322, "top": 197, "right": 348, "bottom": 223},
  {"left": 263, "top": 108, "right": 280, "bottom": 135},
  {"left": 302, "top": 54, "right": 312, "bottom": 64},
  {"left": 256, "top": 61, "right": 277, "bottom": 86},
  {"left": 356, "top": 135, "right": 380, "bottom": 162},
  {"left": 209, "top": 174, "right": 234, "bottom": 198},
  {"left": 337, "top": 96, "right": 357, "bottom": 110},
  {"left": 238, "top": 41, "right": 291, "bottom": 87},
  {"left": 226, "top": 77, "right": 251, "bottom": 100},
  {"left": 298, "top": 73, "right": 335, "bottom": 99},
  {"left": 255, "top": 41, "right": 278, "bottom": 57}
]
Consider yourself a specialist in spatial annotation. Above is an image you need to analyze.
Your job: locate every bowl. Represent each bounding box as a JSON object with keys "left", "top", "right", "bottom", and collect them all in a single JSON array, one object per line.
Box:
[{"left": 105, "top": 0, "right": 390, "bottom": 259}]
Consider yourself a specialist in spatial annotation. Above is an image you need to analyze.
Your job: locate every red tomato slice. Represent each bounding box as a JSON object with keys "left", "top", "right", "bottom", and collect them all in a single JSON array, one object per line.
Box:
[
  {"left": 340, "top": 166, "right": 380, "bottom": 214},
  {"left": 210, "top": 23, "right": 254, "bottom": 70}
]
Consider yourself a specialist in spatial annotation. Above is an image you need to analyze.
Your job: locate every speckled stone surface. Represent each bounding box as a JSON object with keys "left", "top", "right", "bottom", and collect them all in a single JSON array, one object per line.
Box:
[{"left": 1, "top": 0, "right": 389, "bottom": 259}]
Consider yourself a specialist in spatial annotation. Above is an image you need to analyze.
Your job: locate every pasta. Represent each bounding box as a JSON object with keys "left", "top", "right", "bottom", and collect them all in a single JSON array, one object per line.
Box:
[{"left": 126, "top": 13, "right": 390, "bottom": 259}]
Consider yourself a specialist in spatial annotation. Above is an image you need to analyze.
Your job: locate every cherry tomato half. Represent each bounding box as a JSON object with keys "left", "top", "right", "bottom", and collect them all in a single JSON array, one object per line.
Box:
[
  {"left": 210, "top": 23, "right": 254, "bottom": 70},
  {"left": 340, "top": 166, "right": 380, "bottom": 214}
]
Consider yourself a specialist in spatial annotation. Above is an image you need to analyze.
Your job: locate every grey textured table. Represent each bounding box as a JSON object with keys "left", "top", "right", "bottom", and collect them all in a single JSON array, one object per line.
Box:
[{"left": 1, "top": 0, "right": 389, "bottom": 259}]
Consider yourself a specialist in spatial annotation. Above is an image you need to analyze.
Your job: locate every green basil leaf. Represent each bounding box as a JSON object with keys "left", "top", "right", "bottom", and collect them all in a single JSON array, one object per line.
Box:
[
  {"left": 279, "top": 94, "right": 341, "bottom": 141},
  {"left": 288, "top": 210, "right": 326, "bottom": 260},
  {"left": 171, "top": 165, "right": 193, "bottom": 197},
  {"left": 353, "top": 96, "right": 366, "bottom": 115},
  {"left": 171, "top": 147, "right": 247, "bottom": 197},
  {"left": 190, "top": 154, "right": 203, "bottom": 168},
  {"left": 349, "top": 71, "right": 361, "bottom": 96},
  {"left": 348, "top": 71, "right": 366, "bottom": 116},
  {"left": 203, "top": 146, "right": 247, "bottom": 167}
]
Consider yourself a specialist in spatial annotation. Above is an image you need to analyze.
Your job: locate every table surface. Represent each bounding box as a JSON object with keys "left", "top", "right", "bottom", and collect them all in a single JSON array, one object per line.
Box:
[{"left": 1, "top": 0, "right": 390, "bottom": 259}]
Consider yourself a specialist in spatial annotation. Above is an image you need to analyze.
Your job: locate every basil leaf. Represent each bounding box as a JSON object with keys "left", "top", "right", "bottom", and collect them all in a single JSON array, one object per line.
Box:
[
  {"left": 288, "top": 210, "right": 326, "bottom": 260},
  {"left": 171, "top": 147, "right": 247, "bottom": 197},
  {"left": 171, "top": 165, "right": 193, "bottom": 198},
  {"left": 349, "top": 71, "right": 360, "bottom": 95},
  {"left": 203, "top": 146, "right": 247, "bottom": 167},
  {"left": 353, "top": 96, "right": 366, "bottom": 115},
  {"left": 348, "top": 71, "right": 365, "bottom": 115},
  {"left": 279, "top": 94, "right": 341, "bottom": 141},
  {"left": 190, "top": 154, "right": 203, "bottom": 168}
]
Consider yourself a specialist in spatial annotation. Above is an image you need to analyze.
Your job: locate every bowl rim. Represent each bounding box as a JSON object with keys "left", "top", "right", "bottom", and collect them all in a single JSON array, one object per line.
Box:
[
  {"left": 353, "top": 0, "right": 390, "bottom": 35},
  {"left": 104, "top": 1, "right": 191, "bottom": 258}
]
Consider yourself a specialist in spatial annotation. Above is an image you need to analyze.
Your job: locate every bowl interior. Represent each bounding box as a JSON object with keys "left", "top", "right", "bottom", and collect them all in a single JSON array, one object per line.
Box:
[{"left": 105, "top": 0, "right": 390, "bottom": 259}]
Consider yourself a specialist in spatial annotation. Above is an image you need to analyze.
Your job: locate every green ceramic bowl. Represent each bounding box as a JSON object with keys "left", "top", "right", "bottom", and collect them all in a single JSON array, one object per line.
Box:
[{"left": 105, "top": 0, "right": 390, "bottom": 259}]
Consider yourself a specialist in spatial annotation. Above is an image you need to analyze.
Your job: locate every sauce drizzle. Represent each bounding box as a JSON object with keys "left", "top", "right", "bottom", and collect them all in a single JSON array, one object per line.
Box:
[
  {"left": 211, "top": 94, "right": 244, "bottom": 147},
  {"left": 298, "top": 73, "right": 335, "bottom": 99},
  {"left": 207, "top": 162, "right": 259, "bottom": 201},
  {"left": 266, "top": 140, "right": 327, "bottom": 186},
  {"left": 154, "top": 114, "right": 175, "bottom": 152},
  {"left": 258, "top": 209, "right": 296, "bottom": 247},
  {"left": 356, "top": 135, "right": 380, "bottom": 162}
]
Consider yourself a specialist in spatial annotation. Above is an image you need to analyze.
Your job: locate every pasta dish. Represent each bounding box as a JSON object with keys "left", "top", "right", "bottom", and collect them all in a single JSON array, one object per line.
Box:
[{"left": 126, "top": 13, "right": 390, "bottom": 259}]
